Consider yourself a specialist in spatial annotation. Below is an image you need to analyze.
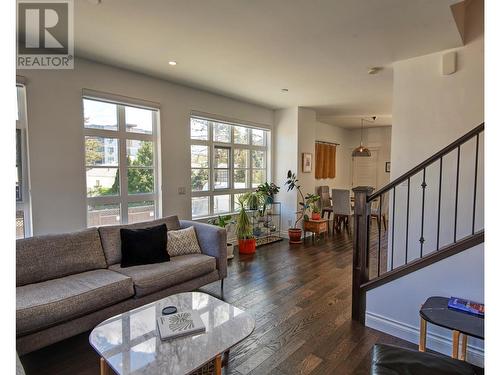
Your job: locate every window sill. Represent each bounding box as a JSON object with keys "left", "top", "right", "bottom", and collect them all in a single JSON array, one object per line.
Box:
[{"left": 192, "top": 212, "right": 238, "bottom": 221}]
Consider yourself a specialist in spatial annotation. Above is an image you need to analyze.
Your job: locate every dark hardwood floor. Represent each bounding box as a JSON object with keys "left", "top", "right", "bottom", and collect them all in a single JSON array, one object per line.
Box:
[{"left": 21, "top": 225, "right": 416, "bottom": 375}]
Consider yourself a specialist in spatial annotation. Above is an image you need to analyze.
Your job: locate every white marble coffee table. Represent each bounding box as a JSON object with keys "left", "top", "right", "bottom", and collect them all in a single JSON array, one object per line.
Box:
[{"left": 89, "top": 292, "right": 255, "bottom": 375}]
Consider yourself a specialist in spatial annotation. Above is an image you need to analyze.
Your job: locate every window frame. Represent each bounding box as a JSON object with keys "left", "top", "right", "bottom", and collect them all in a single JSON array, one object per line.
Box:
[
  {"left": 16, "top": 84, "right": 32, "bottom": 238},
  {"left": 83, "top": 96, "right": 162, "bottom": 226},
  {"left": 190, "top": 116, "right": 270, "bottom": 218}
]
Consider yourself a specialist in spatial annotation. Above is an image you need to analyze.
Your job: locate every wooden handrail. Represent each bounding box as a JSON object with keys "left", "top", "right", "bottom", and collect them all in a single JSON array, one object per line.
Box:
[
  {"left": 360, "top": 231, "right": 484, "bottom": 292},
  {"left": 367, "top": 122, "right": 484, "bottom": 201}
]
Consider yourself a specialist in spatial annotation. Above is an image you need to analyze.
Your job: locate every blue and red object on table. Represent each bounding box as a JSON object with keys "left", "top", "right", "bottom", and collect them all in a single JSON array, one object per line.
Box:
[{"left": 447, "top": 297, "right": 484, "bottom": 317}]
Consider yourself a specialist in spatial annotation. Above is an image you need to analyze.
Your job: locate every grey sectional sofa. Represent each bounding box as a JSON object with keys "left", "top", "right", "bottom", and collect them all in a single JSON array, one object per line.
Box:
[{"left": 16, "top": 216, "right": 227, "bottom": 355}]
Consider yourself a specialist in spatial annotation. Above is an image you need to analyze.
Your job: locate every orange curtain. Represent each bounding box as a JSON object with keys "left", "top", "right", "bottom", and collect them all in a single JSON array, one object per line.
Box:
[{"left": 315, "top": 142, "right": 336, "bottom": 179}]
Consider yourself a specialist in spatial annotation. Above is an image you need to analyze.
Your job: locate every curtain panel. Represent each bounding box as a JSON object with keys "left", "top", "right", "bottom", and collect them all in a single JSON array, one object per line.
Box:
[{"left": 315, "top": 142, "right": 336, "bottom": 179}]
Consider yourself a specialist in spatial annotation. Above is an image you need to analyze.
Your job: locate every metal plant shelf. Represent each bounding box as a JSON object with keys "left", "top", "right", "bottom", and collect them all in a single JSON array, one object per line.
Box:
[{"left": 248, "top": 202, "right": 282, "bottom": 247}]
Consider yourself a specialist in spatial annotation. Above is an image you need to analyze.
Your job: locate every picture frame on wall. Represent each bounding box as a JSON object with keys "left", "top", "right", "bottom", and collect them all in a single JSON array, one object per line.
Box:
[
  {"left": 385, "top": 162, "right": 391, "bottom": 173},
  {"left": 302, "top": 153, "right": 312, "bottom": 173}
]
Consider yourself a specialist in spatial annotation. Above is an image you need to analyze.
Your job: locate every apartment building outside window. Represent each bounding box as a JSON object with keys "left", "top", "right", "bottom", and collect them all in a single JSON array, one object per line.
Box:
[
  {"left": 190, "top": 116, "right": 270, "bottom": 218},
  {"left": 83, "top": 95, "right": 161, "bottom": 226}
]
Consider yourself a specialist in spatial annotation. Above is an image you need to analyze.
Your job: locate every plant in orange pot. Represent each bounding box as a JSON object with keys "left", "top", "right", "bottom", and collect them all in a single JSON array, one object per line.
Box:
[
  {"left": 236, "top": 195, "right": 256, "bottom": 254},
  {"left": 285, "top": 170, "right": 307, "bottom": 244},
  {"left": 305, "top": 193, "right": 321, "bottom": 220}
]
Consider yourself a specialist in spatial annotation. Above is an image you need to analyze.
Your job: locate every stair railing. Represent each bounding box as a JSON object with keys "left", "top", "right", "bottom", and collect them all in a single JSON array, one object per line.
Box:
[{"left": 351, "top": 123, "right": 484, "bottom": 323}]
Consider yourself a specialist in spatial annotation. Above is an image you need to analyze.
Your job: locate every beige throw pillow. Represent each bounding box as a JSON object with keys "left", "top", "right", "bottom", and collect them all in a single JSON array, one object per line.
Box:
[{"left": 167, "top": 226, "right": 202, "bottom": 257}]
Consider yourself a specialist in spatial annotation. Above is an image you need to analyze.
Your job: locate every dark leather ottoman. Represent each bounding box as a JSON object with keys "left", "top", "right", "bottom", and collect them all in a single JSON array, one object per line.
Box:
[{"left": 371, "top": 344, "right": 477, "bottom": 375}]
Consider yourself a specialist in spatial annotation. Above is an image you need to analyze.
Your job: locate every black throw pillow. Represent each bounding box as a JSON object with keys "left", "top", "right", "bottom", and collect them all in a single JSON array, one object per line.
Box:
[{"left": 120, "top": 224, "right": 169, "bottom": 268}]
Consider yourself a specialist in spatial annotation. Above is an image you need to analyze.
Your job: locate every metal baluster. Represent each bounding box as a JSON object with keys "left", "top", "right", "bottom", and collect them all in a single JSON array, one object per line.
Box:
[
  {"left": 472, "top": 134, "right": 479, "bottom": 235},
  {"left": 405, "top": 178, "right": 410, "bottom": 265},
  {"left": 420, "top": 168, "right": 427, "bottom": 257},
  {"left": 454, "top": 146, "right": 461, "bottom": 243},
  {"left": 377, "top": 195, "right": 382, "bottom": 277},
  {"left": 391, "top": 187, "right": 395, "bottom": 271},
  {"left": 436, "top": 157, "right": 442, "bottom": 251},
  {"left": 366, "top": 202, "right": 372, "bottom": 279}
]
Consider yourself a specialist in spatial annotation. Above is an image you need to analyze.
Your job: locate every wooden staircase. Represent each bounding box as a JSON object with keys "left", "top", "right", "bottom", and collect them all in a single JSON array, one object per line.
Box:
[{"left": 351, "top": 123, "right": 484, "bottom": 324}]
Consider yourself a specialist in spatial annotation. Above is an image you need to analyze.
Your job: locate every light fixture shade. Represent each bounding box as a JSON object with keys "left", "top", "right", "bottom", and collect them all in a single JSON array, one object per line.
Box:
[{"left": 352, "top": 145, "right": 371, "bottom": 157}]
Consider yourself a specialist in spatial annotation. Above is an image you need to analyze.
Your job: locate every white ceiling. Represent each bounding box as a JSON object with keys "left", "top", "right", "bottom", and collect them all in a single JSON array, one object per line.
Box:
[
  {"left": 74, "top": 0, "right": 462, "bottom": 120},
  {"left": 318, "top": 115, "right": 393, "bottom": 129}
]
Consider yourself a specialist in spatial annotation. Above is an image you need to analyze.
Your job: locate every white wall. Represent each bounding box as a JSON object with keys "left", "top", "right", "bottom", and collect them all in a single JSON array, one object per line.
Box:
[
  {"left": 297, "top": 108, "right": 319, "bottom": 200},
  {"left": 273, "top": 108, "right": 299, "bottom": 233},
  {"left": 302, "top": 110, "right": 392, "bottom": 193},
  {"left": 19, "top": 58, "right": 274, "bottom": 235},
  {"left": 367, "top": 0, "right": 484, "bottom": 364},
  {"left": 391, "top": 0, "right": 483, "bottom": 179},
  {"left": 349, "top": 126, "right": 392, "bottom": 189}
]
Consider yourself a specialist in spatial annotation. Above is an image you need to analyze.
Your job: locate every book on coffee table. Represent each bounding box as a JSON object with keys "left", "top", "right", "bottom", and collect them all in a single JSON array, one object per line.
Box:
[{"left": 157, "top": 310, "right": 206, "bottom": 340}]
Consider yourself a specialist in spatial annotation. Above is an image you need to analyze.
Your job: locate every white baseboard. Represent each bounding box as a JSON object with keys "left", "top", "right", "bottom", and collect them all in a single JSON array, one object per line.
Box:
[{"left": 365, "top": 311, "right": 484, "bottom": 367}]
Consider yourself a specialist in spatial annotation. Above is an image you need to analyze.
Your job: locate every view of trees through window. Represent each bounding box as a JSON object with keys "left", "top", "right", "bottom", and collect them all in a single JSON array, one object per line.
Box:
[
  {"left": 190, "top": 117, "right": 268, "bottom": 217},
  {"left": 83, "top": 98, "right": 159, "bottom": 226}
]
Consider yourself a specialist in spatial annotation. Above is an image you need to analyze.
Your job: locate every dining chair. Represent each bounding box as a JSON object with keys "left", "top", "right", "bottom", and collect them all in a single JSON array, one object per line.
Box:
[
  {"left": 371, "top": 195, "right": 388, "bottom": 231},
  {"left": 332, "top": 189, "right": 351, "bottom": 231},
  {"left": 316, "top": 186, "right": 333, "bottom": 220}
]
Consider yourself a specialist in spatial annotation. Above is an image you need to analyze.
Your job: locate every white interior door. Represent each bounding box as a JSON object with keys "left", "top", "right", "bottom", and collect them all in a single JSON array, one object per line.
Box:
[{"left": 352, "top": 150, "right": 378, "bottom": 189}]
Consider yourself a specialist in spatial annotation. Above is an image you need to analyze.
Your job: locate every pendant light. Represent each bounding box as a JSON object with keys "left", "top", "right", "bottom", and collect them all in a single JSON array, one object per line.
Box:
[{"left": 352, "top": 116, "right": 375, "bottom": 157}]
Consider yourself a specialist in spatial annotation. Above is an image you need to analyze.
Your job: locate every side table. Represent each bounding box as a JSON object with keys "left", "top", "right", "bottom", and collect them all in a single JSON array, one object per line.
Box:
[
  {"left": 303, "top": 219, "right": 328, "bottom": 243},
  {"left": 419, "top": 296, "right": 484, "bottom": 361}
]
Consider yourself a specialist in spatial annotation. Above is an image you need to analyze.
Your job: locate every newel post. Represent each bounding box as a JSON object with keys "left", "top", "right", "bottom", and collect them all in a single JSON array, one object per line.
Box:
[{"left": 351, "top": 186, "right": 374, "bottom": 324}]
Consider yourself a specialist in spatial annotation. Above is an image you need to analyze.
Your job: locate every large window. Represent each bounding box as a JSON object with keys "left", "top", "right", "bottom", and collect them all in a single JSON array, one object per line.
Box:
[
  {"left": 16, "top": 85, "right": 31, "bottom": 238},
  {"left": 190, "top": 117, "right": 269, "bottom": 218},
  {"left": 83, "top": 97, "right": 161, "bottom": 226}
]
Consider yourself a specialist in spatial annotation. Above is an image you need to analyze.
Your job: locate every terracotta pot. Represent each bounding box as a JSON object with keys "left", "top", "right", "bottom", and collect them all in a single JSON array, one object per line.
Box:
[
  {"left": 238, "top": 238, "right": 256, "bottom": 254},
  {"left": 288, "top": 228, "right": 303, "bottom": 244},
  {"left": 311, "top": 212, "right": 321, "bottom": 220}
]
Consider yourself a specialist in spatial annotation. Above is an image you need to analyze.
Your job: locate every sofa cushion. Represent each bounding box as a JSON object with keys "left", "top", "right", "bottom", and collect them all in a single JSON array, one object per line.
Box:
[
  {"left": 16, "top": 269, "right": 134, "bottom": 335},
  {"left": 99, "top": 216, "right": 181, "bottom": 265},
  {"left": 109, "top": 254, "right": 216, "bottom": 297},
  {"left": 121, "top": 224, "right": 169, "bottom": 267},
  {"left": 16, "top": 228, "right": 107, "bottom": 286},
  {"left": 167, "top": 226, "right": 202, "bottom": 257}
]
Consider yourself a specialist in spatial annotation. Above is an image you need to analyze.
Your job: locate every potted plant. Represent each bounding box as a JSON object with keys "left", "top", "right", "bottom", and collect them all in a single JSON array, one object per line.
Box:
[
  {"left": 305, "top": 193, "right": 321, "bottom": 220},
  {"left": 243, "top": 191, "right": 265, "bottom": 211},
  {"left": 256, "top": 182, "right": 280, "bottom": 213},
  {"left": 236, "top": 195, "right": 256, "bottom": 254},
  {"left": 207, "top": 215, "right": 235, "bottom": 259},
  {"left": 285, "top": 170, "right": 307, "bottom": 243}
]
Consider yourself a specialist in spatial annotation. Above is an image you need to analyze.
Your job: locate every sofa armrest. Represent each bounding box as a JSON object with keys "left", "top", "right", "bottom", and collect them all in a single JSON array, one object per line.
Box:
[{"left": 180, "top": 220, "right": 227, "bottom": 279}]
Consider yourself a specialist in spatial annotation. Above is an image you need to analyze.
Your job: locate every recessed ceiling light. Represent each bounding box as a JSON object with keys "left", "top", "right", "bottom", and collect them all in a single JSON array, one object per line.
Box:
[
  {"left": 168, "top": 61, "right": 177, "bottom": 66},
  {"left": 281, "top": 88, "right": 289, "bottom": 92}
]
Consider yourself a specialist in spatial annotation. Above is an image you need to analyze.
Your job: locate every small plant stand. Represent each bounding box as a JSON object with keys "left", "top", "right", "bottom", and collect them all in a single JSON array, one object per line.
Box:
[
  {"left": 303, "top": 218, "right": 328, "bottom": 243},
  {"left": 248, "top": 202, "right": 282, "bottom": 247}
]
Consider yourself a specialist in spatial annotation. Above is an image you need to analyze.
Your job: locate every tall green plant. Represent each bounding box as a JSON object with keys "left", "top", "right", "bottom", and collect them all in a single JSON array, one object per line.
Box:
[
  {"left": 236, "top": 196, "right": 253, "bottom": 240},
  {"left": 241, "top": 191, "right": 265, "bottom": 210},
  {"left": 285, "top": 170, "right": 306, "bottom": 228}
]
